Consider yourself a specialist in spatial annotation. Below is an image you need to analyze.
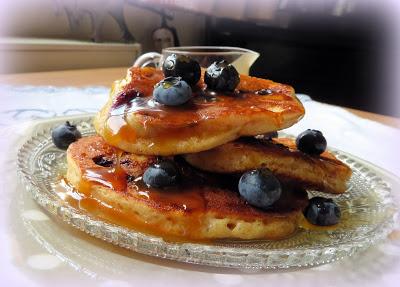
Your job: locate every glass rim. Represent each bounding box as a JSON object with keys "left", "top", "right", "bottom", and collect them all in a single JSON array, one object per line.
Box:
[{"left": 163, "top": 46, "right": 259, "bottom": 56}]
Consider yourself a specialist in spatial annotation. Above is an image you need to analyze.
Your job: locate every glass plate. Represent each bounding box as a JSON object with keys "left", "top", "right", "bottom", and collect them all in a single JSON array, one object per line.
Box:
[{"left": 17, "top": 114, "right": 399, "bottom": 269}]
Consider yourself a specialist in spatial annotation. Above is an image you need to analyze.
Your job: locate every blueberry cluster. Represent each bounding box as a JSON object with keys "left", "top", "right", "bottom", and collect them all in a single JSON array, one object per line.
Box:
[
  {"left": 237, "top": 129, "right": 339, "bottom": 225},
  {"left": 139, "top": 117, "right": 338, "bottom": 225},
  {"left": 50, "top": 56, "right": 341, "bottom": 227},
  {"left": 153, "top": 54, "right": 240, "bottom": 106}
]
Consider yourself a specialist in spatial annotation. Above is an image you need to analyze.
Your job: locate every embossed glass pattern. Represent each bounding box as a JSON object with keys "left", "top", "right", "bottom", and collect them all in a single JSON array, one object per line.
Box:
[{"left": 17, "top": 115, "right": 398, "bottom": 269}]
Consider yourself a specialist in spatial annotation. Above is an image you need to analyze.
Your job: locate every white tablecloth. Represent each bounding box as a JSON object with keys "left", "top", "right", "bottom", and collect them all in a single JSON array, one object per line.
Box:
[{"left": 0, "top": 85, "right": 399, "bottom": 286}]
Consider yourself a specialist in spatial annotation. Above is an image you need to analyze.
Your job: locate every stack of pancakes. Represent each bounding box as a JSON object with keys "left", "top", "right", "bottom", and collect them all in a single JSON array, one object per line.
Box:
[{"left": 66, "top": 67, "right": 352, "bottom": 241}]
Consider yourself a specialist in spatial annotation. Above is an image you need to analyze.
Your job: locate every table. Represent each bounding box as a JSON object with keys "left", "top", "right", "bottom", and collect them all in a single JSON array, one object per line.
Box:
[
  {"left": 1, "top": 67, "right": 400, "bottom": 287},
  {"left": 1, "top": 67, "right": 399, "bottom": 128}
]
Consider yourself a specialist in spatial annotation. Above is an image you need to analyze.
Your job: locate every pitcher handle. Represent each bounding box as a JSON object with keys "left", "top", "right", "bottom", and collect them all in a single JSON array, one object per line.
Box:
[{"left": 133, "top": 52, "right": 162, "bottom": 68}]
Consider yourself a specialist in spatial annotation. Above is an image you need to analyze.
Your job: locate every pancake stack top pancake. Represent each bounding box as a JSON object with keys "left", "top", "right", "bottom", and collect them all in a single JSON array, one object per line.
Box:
[
  {"left": 93, "top": 66, "right": 305, "bottom": 155},
  {"left": 56, "top": 55, "right": 352, "bottom": 241}
]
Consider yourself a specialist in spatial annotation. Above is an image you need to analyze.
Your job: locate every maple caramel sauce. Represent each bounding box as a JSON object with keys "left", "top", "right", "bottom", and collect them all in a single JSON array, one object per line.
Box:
[
  {"left": 58, "top": 177, "right": 209, "bottom": 242},
  {"left": 103, "top": 98, "right": 137, "bottom": 147},
  {"left": 298, "top": 214, "right": 339, "bottom": 231},
  {"left": 62, "top": 142, "right": 340, "bottom": 242},
  {"left": 61, "top": 153, "right": 210, "bottom": 241},
  {"left": 57, "top": 179, "right": 166, "bottom": 237},
  {"left": 58, "top": 177, "right": 340, "bottom": 241},
  {"left": 102, "top": 67, "right": 295, "bottom": 147},
  {"left": 80, "top": 151, "right": 127, "bottom": 193},
  {"left": 132, "top": 178, "right": 207, "bottom": 212}
]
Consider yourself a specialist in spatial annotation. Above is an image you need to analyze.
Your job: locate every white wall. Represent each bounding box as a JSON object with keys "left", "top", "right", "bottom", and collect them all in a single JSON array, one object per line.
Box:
[{"left": 1, "top": 0, "right": 206, "bottom": 52}]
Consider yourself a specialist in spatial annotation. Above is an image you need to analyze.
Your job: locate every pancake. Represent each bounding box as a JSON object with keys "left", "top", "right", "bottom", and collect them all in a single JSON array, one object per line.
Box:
[
  {"left": 65, "top": 135, "right": 309, "bottom": 241},
  {"left": 184, "top": 137, "right": 352, "bottom": 194},
  {"left": 94, "top": 67, "right": 305, "bottom": 155}
]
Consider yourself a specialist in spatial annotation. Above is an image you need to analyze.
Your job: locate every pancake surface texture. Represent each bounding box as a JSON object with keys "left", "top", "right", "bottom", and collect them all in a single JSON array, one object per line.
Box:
[
  {"left": 184, "top": 137, "right": 352, "bottom": 194},
  {"left": 66, "top": 135, "right": 309, "bottom": 241},
  {"left": 94, "top": 67, "right": 305, "bottom": 155}
]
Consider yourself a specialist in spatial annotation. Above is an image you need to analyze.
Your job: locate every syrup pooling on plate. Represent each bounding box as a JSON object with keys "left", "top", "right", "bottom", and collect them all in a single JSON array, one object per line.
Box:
[{"left": 102, "top": 67, "right": 299, "bottom": 146}]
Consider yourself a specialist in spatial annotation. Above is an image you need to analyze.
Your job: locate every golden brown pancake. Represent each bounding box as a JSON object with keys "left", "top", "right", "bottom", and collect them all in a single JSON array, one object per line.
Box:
[
  {"left": 65, "top": 135, "right": 309, "bottom": 241},
  {"left": 94, "top": 67, "right": 305, "bottom": 155},
  {"left": 184, "top": 137, "right": 352, "bottom": 194}
]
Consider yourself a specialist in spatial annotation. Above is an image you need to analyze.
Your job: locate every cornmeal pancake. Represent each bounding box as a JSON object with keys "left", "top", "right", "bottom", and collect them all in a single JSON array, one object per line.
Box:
[
  {"left": 66, "top": 135, "right": 309, "bottom": 241},
  {"left": 94, "top": 67, "right": 305, "bottom": 155},
  {"left": 184, "top": 137, "right": 352, "bottom": 194}
]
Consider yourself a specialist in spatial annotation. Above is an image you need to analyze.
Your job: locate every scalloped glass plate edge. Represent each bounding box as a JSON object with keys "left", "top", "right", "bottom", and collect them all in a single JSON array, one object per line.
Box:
[{"left": 16, "top": 114, "right": 399, "bottom": 270}]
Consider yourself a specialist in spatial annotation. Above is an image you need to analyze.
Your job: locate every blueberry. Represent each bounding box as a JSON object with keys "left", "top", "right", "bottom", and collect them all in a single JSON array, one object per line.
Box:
[
  {"left": 162, "top": 54, "right": 201, "bottom": 86},
  {"left": 238, "top": 168, "right": 282, "bottom": 209},
  {"left": 304, "top": 197, "right": 341, "bottom": 226},
  {"left": 143, "top": 160, "right": 180, "bottom": 188},
  {"left": 204, "top": 60, "right": 240, "bottom": 92},
  {"left": 153, "top": 77, "right": 192, "bottom": 106},
  {"left": 51, "top": 121, "right": 81, "bottom": 150},
  {"left": 296, "top": 129, "right": 327, "bottom": 155}
]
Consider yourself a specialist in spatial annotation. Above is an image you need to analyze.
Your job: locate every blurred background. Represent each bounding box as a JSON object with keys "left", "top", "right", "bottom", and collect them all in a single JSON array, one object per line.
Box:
[{"left": 0, "top": 0, "right": 398, "bottom": 117}]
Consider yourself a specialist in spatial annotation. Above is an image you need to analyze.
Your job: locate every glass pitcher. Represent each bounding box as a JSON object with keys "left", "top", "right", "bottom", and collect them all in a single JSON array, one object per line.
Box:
[{"left": 133, "top": 46, "right": 259, "bottom": 75}]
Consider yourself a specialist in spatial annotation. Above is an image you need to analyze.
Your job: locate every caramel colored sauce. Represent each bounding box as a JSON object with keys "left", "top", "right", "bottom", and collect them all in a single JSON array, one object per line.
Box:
[
  {"left": 81, "top": 151, "right": 127, "bottom": 192},
  {"left": 56, "top": 179, "right": 168, "bottom": 238},
  {"left": 61, "top": 144, "right": 310, "bottom": 242},
  {"left": 104, "top": 97, "right": 137, "bottom": 146},
  {"left": 58, "top": 178, "right": 207, "bottom": 242},
  {"left": 61, "top": 154, "right": 214, "bottom": 241},
  {"left": 81, "top": 168, "right": 126, "bottom": 192},
  {"left": 102, "top": 68, "right": 299, "bottom": 146},
  {"left": 58, "top": 176, "right": 340, "bottom": 242},
  {"left": 132, "top": 179, "right": 207, "bottom": 212},
  {"left": 59, "top": 163, "right": 312, "bottom": 243},
  {"left": 299, "top": 215, "right": 338, "bottom": 231},
  {"left": 104, "top": 115, "right": 137, "bottom": 147}
]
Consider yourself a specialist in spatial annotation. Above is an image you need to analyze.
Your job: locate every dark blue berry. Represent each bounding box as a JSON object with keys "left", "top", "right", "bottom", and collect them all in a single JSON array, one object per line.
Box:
[
  {"left": 51, "top": 121, "right": 81, "bottom": 150},
  {"left": 204, "top": 60, "right": 240, "bottom": 92},
  {"left": 153, "top": 77, "right": 192, "bottom": 106},
  {"left": 296, "top": 129, "right": 327, "bottom": 155},
  {"left": 162, "top": 54, "right": 201, "bottom": 86},
  {"left": 238, "top": 168, "right": 282, "bottom": 209},
  {"left": 143, "top": 160, "right": 180, "bottom": 188},
  {"left": 304, "top": 197, "right": 341, "bottom": 226}
]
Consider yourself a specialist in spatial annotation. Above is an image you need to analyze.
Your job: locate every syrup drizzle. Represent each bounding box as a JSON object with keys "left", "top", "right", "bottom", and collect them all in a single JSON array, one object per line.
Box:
[
  {"left": 101, "top": 69, "right": 298, "bottom": 147},
  {"left": 133, "top": 178, "right": 207, "bottom": 212},
  {"left": 58, "top": 169, "right": 338, "bottom": 243},
  {"left": 61, "top": 149, "right": 316, "bottom": 241},
  {"left": 81, "top": 151, "right": 127, "bottom": 192},
  {"left": 61, "top": 69, "right": 314, "bottom": 241}
]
